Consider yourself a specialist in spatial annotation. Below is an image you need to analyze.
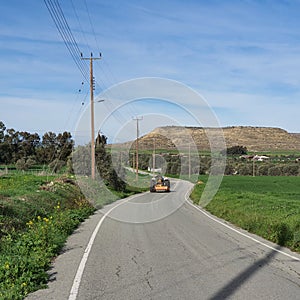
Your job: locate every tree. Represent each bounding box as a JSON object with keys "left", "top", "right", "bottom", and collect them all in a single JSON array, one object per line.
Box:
[
  {"left": 95, "top": 133, "right": 126, "bottom": 192},
  {"left": 221, "top": 145, "right": 248, "bottom": 156},
  {"left": 0, "top": 122, "right": 11, "bottom": 164},
  {"left": 18, "top": 131, "right": 40, "bottom": 159},
  {"left": 0, "top": 142, "right": 11, "bottom": 164},
  {"left": 56, "top": 131, "right": 74, "bottom": 161},
  {"left": 4, "top": 128, "right": 20, "bottom": 163},
  {"left": 36, "top": 132, "right": 57, "bottom": 164},
  {"left": 0, "top": 121, "right": 5, "bottom": 142},
  {"left": 0, "top": 121, "right": 74, "bottom": 166}
]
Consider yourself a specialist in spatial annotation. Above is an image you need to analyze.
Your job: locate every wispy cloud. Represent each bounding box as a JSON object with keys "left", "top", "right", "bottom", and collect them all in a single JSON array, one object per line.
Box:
[{"left": 1, "top": 0, "right": 300, "bottom": 138}]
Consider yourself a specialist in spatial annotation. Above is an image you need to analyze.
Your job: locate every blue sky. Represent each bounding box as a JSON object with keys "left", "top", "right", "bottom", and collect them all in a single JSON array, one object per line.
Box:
[{"left": 1, "top": 0, "right": 300, "bottom": 143}]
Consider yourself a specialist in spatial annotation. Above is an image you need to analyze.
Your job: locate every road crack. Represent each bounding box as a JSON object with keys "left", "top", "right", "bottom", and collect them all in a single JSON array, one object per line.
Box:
[
  {"left": 146, "top": 278, "right": 153, "bottom": 290},
  {"left": 145, "top": 267, "right": 153, "bottom": 290},
  {"left": 131, "top": 255, "right": 138, "bottom": 264},
  {"left": 115, "top": 265, "right": 121, "bottom": 278}
]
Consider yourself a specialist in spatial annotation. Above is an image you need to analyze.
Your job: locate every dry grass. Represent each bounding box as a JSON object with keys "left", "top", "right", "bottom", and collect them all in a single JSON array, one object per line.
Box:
[{"left": 133, "top": 126, "right": 300, "bottom": 152}]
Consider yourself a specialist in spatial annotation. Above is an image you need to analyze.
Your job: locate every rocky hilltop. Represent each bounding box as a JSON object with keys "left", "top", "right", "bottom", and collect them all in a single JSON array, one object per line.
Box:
[{"left": 135, "top": 126, "right": 300, "bottom": 152}]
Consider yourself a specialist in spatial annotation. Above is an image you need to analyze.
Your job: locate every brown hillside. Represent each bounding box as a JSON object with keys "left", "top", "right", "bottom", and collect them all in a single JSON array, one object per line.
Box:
[{"left": 134, "top": 126, "right": 300, "bottom": 152}]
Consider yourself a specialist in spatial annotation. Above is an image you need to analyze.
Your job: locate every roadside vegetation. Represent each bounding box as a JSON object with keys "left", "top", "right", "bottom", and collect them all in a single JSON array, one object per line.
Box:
[
  {"left": 191, "top": 175, "right": 300, "bottom": 253},
  {"left": 0, "top": 173, "right": 95, "bottom": 299}
]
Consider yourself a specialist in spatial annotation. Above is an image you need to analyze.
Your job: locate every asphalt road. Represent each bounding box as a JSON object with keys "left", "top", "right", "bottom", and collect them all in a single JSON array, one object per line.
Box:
[{"left": 27, "top": 180, "right": 300, "bottom": 300}]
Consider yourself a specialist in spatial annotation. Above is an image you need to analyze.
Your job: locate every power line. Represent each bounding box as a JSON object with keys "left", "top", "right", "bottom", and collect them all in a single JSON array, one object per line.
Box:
[
  {"left": 83, "top": 0, "right": 101, "bottom": 50},
  {"left": 66, "top": 1, "right": 128, "bottom": 128},
  {"left": 45, "top": 0, "right": 140, "bottom": 137},
  {"left": 70, "top": 0, "right": 91, "bottom": 52},
  {"left": 44, "top": 0, "right": 90, "bottom": 81}
]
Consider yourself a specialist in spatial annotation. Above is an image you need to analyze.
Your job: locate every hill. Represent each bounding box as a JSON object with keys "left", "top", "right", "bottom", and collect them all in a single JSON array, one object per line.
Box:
[{"left": 133, "top": 126, "right": 300, "bottom": 152}]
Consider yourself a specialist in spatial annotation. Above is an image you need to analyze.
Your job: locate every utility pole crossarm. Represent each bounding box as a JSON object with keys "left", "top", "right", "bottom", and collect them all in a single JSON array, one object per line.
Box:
[{"left": 81, "top": 52, "right": 101, "bottom": 180}]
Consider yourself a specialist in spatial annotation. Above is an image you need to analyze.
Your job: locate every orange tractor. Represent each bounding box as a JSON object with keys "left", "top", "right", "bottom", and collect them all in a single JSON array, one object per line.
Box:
[{"left": 150, "top": 175, "right": 170, "bottom": 192}]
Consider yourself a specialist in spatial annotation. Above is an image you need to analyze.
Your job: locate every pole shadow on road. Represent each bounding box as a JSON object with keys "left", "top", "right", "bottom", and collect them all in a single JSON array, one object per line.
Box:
[{"left": 209, "top": 245, "right": 283, "bottom": 299}]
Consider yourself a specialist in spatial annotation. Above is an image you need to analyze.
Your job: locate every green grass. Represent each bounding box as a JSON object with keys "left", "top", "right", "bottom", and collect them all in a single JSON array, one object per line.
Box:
[
  {"left": 0, "top": 173, "right": 55, "bottom": 197},
  {"left": 0, "top": 173, "right": 95, "bottom": 299},
  {"left": 191, "top": 176, "right": 300, "bottom": 253}
]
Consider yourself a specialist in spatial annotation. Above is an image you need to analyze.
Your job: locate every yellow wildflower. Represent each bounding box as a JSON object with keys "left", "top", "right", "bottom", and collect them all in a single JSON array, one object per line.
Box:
[{"left": 26, "top": 220, "right": 33, "bottom": 227}]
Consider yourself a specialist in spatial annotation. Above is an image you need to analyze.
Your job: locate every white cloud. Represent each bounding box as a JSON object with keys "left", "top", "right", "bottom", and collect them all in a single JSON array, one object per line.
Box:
[{"left": 2, "top": 0, "right": 300, "bottom": 139}]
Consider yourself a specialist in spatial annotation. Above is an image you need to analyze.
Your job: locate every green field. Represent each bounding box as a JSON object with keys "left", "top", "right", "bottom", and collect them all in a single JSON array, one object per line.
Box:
[
  {"left": 0, "top": 171, "right": 150, "bottom": 299},
  {"left": 191, "top": 176, "right": 300, "bottom": 253},
  {"left": 0, "top": 173, "right": 96, "bottom": 299}
]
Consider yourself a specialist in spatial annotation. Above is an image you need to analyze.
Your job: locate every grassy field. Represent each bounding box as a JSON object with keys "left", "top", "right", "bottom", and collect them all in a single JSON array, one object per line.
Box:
[
  {"left": 191, "top": 176, "right": 300, "bottom": 253},
  {"left": 0, "top": 173, "right": 96, "bottom": 299},
  {"left": 0, "top": 171, "right": 149, "bottom": 299}
]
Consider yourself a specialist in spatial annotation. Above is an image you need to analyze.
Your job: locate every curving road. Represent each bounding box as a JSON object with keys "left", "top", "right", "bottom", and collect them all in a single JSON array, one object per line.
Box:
[{"left": 27, "top": 180, "right": 300, "bottom": 300}]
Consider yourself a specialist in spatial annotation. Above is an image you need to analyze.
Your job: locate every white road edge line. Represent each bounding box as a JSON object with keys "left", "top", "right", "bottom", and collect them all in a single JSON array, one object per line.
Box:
[
  {"left": 68, "top": 193, "right": 145, "bottom": 300},
  {"left": 184, "top": 188, "right": 300, "bottom": 262}
]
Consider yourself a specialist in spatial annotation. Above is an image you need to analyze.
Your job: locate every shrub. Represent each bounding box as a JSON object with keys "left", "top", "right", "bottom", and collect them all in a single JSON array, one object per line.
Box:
[
  {"left": 225, "top": 164, "right": 235, "bottom": 175},
  {"left": 282, "top": 164, "right": 299, "bottom": 176},
  {"left": 270, "top": 223, "right": 293, "bottom": 246},
  {"left": 49, "top": 159, "right": 66, "bottom": 173},
  {"left": 15, "top": 158, "right": 27, "bottom": 171},
  {"left": 237, "top": 163, "right": 252, "bottom": 176},
  {"left": 268, "top": 166, "right": 282, "bottom": 176},
  {"left": 257, "top": 164, "right": 269, "bottom": 176}
]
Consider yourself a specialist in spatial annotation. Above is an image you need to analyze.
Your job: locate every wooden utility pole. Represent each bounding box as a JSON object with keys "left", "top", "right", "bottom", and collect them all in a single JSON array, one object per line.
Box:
[
  {"left": 81, "top": 52, "right": 101, "bottom": 179},
  {"left": 189, "top": 143, "right": 191, "bottom": 179},
  {"left": 152, "top": 137, "right": 156, "bottom": 172},
  {"left": 133, "top": 116, "right": 143, "bottom": 180}
]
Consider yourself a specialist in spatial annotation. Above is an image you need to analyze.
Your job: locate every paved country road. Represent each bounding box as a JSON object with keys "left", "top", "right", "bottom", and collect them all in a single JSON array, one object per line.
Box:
[{"left": 26, "top": 180, "right": 300, "bottom": 300}]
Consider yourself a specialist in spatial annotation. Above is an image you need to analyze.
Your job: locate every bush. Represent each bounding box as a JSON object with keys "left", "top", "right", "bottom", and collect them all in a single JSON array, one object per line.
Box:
[
  {"left": 271, "top": 223, "right": 293, "bottom": 246},
  {"left": 49, "top": 159, "right": 66, "bottom": 173},
  {"left": 282, "top": 164, "right": 299, "bottom": 176},
  {"left": 225, "top": 164, "right": 235, "bottom": 175},
  {"left": 237, "top": 163, "right": 252, "bottom": 176},
  {"left": 268, "top": 166, "right": 282, "bottom": 176},
  {"left": 257, "top": 164, "right": 269, "bottom": 176},
  {"left": 15, "top": 158, "right": 27, "bottom": 171}
]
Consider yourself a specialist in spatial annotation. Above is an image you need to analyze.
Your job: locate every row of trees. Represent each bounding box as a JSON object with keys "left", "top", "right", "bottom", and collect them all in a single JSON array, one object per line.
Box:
[
  {"left": 0, "top": 121, "right": 126, "bottom": 191},
  {"left": 0, "top": 121, "right": 73, "bottom": 168}
]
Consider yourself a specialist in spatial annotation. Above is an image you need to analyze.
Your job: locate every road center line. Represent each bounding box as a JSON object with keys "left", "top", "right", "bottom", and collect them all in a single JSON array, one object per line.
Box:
[
  {"left": 68, "top": 193, "right": 145, "bottom": 300},
  {"left": 185, "top": 190, "right": 300, "bottom": 262}
]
